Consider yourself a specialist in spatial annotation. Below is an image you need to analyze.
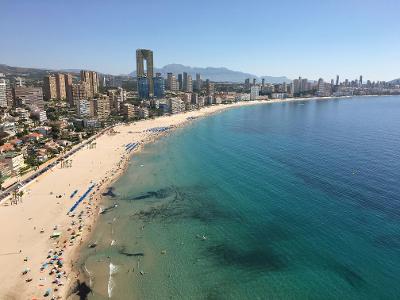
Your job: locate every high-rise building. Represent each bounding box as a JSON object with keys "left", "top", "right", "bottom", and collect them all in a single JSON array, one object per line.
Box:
[
  {"left": 138, "top": 77, "right": 150, "bottom": 99},
  {"left": 183, "top": 72, "right": 188, "bottom": 91},
  {"left": 293, "top": 77, "right": 310, "bottom": 94},
  {"left": 153, "top": 74, "right": 165, "bottom": 98},
  {"left": 252, "top": 78, "right": 256, "bottom": 86},
  {"left": 186, "top": 74, "right": 193, "bottom": 92},
  {"left": 250, "top": 86, "right": 259, "bottom": 100},
  {"left": 178, "top": 74, "right": 183, "bottom": 91},
  {"left": 261, "top": 78, "right": 265, "bottom": 88},
  {"left": 282, "top": 82, "right": 287, "bottom": 93},
  {"left": 136, "top": 49, "right": 154, "bottom": 95},
  {"left": 0, "top": 79, "right": 6, "bottom": 108},
  {"left": 206, "top": 79, "right": 214, "bottom": 96},
  {"left": 4, "top": 79, "right": 13, "bottom": 107},
  {"left": 191, "top": 93, "right": 199, "bottom": 105},
  {"left": 167, "top": 73, "right": 178, "bottom": 91},
  {"left": 43, "top": 75, "right": 57, "bottom": 100},
  {"left": 182, "top": 72, "right": 193, "bottom": 92},
  {"left": 336, "top": 75, "right": 339, "bottom": 86},
  {"left": 72, "top": 83, "right": 88, "bottom": 106},
  {"left": 55, "top": 73, "right": 66, "bottom": 100},
  {"left": 195, "top": 73, "right": 202, "bottom": 91},
  {"left": 359, "top": 75, "right": 363, "bottom": 86},
  {"left": 168, "top": 97, "right": 183, "bottom": 114},
  {"left": 13, "top": 87, "right": 44, "bottom": 109},
  {"left": 245, "top": 78, "right": 250, "bottom": 90},
  {"left": 317, "top": 78, "right": 332, "bottom": 97},
  {"left": 65, "top": 73, "right": 73, "bottom": 105},
  {"left": 80, "top": 70, "right": 99, "bottom": 98},
  {"left": 94, "top": 95, "right": 111, "bottom": 121},
  {"left": 76, "top": 99, "right": 91, "bottom": 118}
]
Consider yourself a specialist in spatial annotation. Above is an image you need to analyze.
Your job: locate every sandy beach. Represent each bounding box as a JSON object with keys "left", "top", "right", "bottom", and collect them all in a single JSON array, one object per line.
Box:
[
  {"left": 0, "top": 100, "right": 273, "bottom": 300},
  {"left": 0, "top": 97, "right": 349, "bottom": 299}
]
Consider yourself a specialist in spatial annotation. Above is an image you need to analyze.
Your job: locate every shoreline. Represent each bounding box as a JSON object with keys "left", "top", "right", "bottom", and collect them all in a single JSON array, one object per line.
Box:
[{"left": 0, "top": 95, "right": 366, "bottom": 299}]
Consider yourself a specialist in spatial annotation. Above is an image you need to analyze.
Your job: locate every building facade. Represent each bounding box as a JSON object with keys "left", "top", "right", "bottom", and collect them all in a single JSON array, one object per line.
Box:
[
  {"left": 43, "top": 75, "right": 57, "bottom": 100},
  {"left": 80, "top": 70, "right": 99, "bottom": 98},
  {"left": 0, "top": 79, "right": 6, "bottom": 108},
  {"left": 13, "top": 87, "right": 44, "bottom": 110},
  {"left": 55, "top": 73, "right": 66, "bottom": 100},
  {"left": 136, "top": 49, "right": 154, "bottom": 95},
  {"left": 153, "top": 75, "right": 165, "bottom": 98},
  {"left": 138, "top": 77, "right": 150, "bottom": 99}
]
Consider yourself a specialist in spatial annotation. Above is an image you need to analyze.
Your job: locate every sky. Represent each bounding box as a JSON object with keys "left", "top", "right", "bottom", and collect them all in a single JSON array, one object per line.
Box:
[{"left": 1, "top": 0, "right": 400, "bottom": 81}]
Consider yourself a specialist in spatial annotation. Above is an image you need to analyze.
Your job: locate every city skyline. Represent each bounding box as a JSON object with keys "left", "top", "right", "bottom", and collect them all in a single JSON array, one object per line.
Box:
[{"left": 1, "top": 0, "right": 400, "bottom": 81}]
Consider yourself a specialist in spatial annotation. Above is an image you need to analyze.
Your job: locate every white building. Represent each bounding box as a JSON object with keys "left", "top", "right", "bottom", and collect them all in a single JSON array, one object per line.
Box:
[
  {"left": 0, "top": 122, "right": 16, "bottom": 136},
  {"left": 271, "top": 93, "right": 287, "bottom": 99},
  {"left": 31, "top": 109, "right": 47, "bottom": 123},
  {"left": 168, "top": 97, "right": 183, "bottom": 114},
  {"left": 250, "top": 86, "right": 260, "bottom": 100},
  {"left": 0, "top": 79, "right": 7, "bottom": 108},
  {"left": 235, "top": 93, "right": 251, "bottom": 102},
  {"left": 0, "top": 152, "right": 25, "bottom": 175},
  {"left": 77, "top": 99, "right": 90, "bottom": 117}
]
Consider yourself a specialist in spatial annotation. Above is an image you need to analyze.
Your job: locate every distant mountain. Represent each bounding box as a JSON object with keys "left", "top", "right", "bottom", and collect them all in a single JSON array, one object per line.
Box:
[
  {"left": 0, "top": 64, "right": 82, "bottom": 79},
  {"left": 0, "top": 64, "right": 51, "bottom": 78},
  {"left": 130, "top": 64, "right": 291, "bottom": 83},
  {"left": 0, "top": 63, "right": 292, "bottom": 84},
  {"left": 389, "top": 78, "right": 400, "bottom": 85}
]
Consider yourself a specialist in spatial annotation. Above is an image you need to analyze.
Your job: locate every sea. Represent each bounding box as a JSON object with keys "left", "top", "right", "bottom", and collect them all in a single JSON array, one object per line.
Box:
[{"left": 78, "top": 95, "right": 400, "bottom": 299}]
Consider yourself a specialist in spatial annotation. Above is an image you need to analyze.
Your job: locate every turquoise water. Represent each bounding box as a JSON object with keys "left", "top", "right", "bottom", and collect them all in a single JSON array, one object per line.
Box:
[{"left": 81, "top": 96, "right": 400, "bottom": 299}]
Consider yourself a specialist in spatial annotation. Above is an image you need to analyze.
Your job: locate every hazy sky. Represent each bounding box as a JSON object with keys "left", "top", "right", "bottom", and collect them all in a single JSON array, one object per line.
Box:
[{"left": 1, "top": 0, "right": 399, "bottom": 81}]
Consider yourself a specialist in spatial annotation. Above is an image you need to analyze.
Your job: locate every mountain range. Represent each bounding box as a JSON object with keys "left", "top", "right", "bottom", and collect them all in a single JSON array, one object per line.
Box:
[
  {"left": 0, "top": 64, "right": 81, "bottom": 80},
  {"left": 389, "top": 78, "right": 400, "bottom": 85},
  {"left": 129, "top": 64, "right": 291, "bottom": 83},
  {"left": 2, "top": 63, "right": 398, "bottom": 84},
  {"left": 0, "top": 62, "right": 292, "bottom": 83}
]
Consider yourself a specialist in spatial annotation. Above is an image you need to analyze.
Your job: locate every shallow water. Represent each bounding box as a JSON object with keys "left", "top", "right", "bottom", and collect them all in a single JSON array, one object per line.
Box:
[{"left": 80, "top": 96, "right": 400, "bottom": 299}]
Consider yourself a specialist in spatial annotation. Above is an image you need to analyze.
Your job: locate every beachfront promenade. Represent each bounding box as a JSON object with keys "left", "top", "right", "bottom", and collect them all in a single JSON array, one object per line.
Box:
[{"left": 0, "top": 126, "right": 112, "bottom": 204}]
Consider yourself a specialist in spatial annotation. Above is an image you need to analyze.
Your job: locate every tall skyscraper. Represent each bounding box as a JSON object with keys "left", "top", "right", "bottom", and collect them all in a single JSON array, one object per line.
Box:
[
  {"left": 0, "top": 79, "right": 7, "bottom": 108},
  {"left": 206, "top": 79, "right": 214, "bottom": 96},
  {"left": 153, "top": 74, "right": 165, "bottom": 98},
  {"left": 167, "top": 73, "right": 178, "bottom": 91},
  {"left": 245, "top": 78, "right": 250, "bottom": 90},
  {"left": 80, "top": 70, "right": 99, "bottom": 98},
  {"left": 359, "top": 75, "right": 363, "bottom": 86},
  {"left": 43, "top": 75, "right": 57, "bottom": 100},
  {"left": 138, "top": 77, "right": 150, "bottom": 99},
  {"left": 182, "top": 72, "right": 193, "bottom": 92},
  {"left": 72, "top": 83, "right": 88, "bottom": 106},
  {"left": 65, "top": 73, "right": 73, "bottom": 105},
  {"left": 136, "top": 49, "right": 154, "bottom": 95},
  {"left": 195, "top": 73, "right": 202, "bottom": 91},
  {"left": 178, "top": 74, "right": 183, "bottom": 91},
  {"left": 252, "top": 78, "right": 256, "bottom": 86},
  {"left": 261, "top": 78, "right": 265, "bottom": 88},
  {"left": 336, "top": 75, "right": 339, "bottom": 86},
  {"left": 183, "top": 72, "right": 188, "bottom": 91},
  {"left": 55, "top": 73, "right": 66, "bottom": 100},
  {"left": 94, "top": 95, "right": 111, "bottom": 121},
  {"left": 186, "top": 74, "right": 193, "bottom": 92},
  {"left": 250, "top": 86, "right": 259, "bottom": 100}
]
